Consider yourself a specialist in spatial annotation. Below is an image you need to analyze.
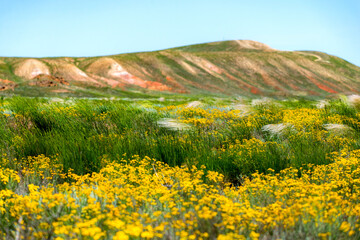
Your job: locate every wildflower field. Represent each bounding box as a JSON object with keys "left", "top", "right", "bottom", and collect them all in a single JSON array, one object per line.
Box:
[{"left": 1, "top": 96, "right": 360, "bottom": 239}]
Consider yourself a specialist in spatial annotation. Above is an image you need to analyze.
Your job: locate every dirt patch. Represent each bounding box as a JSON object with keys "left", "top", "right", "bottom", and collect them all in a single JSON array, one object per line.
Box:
[
  {"left": 33, "top": 74, "right": 69, "bottom": 85},
  {"left": 251, "top": 87, "right": 262, "bottom": 94},
  {"left": 29, "top": 80, "right": 58, "bottom": 87},
  {"left": 145, "top": 81, "right": 172, "bottom": 91},
  {"left": 29, "top": 80, "right": 57, "bottom": 87},
  {"left": 296, "top": 52, "right": 330, "bottom": 63},
  {"left": 234, "top": 40, "right": 275, "bottom": 52},
  {"left": 165, "top": 76, "right": 186, "bottom": 91},
  {"left": 87, "top": 73, "right": 124, "bottom": 88},
  {"left": 51, "top": 89, "right": 72, "bottom": 93},
  {"left": 121, "top": 73, "right": 172, "bottom": 91},
  {"left": 305, "top": 75, "right": 338, "bottom": 94},
  {"left": 29, "top": 74, "right": 70, "bottom": 88}
]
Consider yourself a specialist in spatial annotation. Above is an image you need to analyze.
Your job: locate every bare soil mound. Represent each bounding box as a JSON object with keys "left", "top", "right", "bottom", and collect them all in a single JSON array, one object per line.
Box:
[
  {"left": 86, "top": 58, "right": 133, "bottom": 87},
  {"left": 14, "top": 59, "right": 50, "bottom": 79},
  {"left": 86, "top": 57, "right": 119, "bottom": 77}
]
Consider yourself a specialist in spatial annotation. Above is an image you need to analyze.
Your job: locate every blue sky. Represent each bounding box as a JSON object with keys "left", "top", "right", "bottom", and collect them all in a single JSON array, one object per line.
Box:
[{"left": 1, "top": 0, "right": 359, "bottom": 66}]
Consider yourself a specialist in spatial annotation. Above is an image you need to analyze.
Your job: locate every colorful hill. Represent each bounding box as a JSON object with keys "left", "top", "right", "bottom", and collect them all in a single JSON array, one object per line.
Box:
[{"left": 1, "top": 40, "right": 359, "bottom": 97}]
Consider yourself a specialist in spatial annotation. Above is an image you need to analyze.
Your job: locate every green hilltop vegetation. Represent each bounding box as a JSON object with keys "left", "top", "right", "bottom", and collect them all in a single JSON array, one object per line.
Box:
[{"left": 0, "top": 40, "right": 360, "bottom": 98}]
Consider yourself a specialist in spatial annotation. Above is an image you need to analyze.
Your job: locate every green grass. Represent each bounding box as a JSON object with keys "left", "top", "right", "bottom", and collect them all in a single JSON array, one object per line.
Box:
[{"left": 1, "top": 97, "right": 360, "bottom": 184}]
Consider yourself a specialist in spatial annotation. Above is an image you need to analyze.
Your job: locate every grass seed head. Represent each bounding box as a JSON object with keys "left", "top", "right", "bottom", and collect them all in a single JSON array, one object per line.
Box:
[
  {"left": 262, "top": 123, "right": 294, "bottom": 136},
  {"left": 323, "top": 123, "right": 354, "bottom": 137},
  {"left": 157, "top": 118, "right": 191, "bottom": 131},
  {"left": 347, "top": 95, "right": 360, "bottom": 110}
]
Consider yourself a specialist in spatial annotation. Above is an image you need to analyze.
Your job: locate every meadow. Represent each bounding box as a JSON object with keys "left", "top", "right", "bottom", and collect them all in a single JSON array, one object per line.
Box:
[{"left": 0, "top": 96, "right": 360, "bottom": 239}]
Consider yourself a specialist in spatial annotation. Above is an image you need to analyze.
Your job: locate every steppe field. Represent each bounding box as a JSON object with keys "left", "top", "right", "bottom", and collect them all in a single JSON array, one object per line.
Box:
[{"left": 0, "top": 96, "right": 360, "bottom": 239}]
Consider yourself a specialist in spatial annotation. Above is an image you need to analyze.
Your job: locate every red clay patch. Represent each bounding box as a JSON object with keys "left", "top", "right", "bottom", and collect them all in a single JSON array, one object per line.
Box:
[
  {"left": 315, "top": 83, "right": 338, "bottom": 93},
  {"left": 0, "top": 79, "right": 15, "bottom": 84},
  {"left": 260, "top": 72, "right": 283, "bottom": 91},
  {"left": 145, "top": 81, "right": 172, "bottom": 91},
  {"left": 87, "top": 73, "right": 123, "bottom": 88},
  {"left": 164, "top": 76, "right": 188, "bottom": 92},
  {"left": 305, "top": 75, "right": 338, "bottom": 93},
  {"left": 223, "top": 72, "right": 255, "bottom": 90},
  {"left": 287, "top": 82, "right": 300, "bottom": 91},
  {"left": 251, "top": 87, "right": 261, "bottom": 94}
]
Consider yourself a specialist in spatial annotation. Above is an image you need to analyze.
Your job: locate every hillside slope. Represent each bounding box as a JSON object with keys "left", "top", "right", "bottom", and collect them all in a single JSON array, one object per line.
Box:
[{"left": 1, "top": 40, "right": 360, "bottom": 97}]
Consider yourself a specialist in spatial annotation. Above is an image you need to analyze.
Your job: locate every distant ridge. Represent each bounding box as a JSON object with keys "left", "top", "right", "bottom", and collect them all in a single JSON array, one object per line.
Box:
[{"left": 0, "top": 40, "right": 360, "bottom": 97}]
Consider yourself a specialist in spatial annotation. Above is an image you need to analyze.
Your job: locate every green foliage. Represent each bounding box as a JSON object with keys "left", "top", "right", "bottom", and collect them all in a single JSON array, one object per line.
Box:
[{"left": 1, "top": 97, "right": 360, "bottom": 184}]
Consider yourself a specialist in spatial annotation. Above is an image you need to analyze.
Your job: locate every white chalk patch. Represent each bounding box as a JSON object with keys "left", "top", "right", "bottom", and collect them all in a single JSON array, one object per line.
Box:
[
  {"left": 76, "top": 69, "right": 88, "bottom": 77},
  {"left": 31, "top": 68, "right": 46, "bottom": 78}
]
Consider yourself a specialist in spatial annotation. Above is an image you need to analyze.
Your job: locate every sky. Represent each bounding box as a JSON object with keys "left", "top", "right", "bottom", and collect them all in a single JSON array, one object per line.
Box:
[{"left": 0, "top": 0, "right": 359, "bottom": 66}]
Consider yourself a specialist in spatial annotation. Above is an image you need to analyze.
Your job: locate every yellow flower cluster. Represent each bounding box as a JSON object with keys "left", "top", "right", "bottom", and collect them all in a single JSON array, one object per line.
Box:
[
  {"left": 282, "top": 108, "right": 323, "bottom": 130},
  {"left": 161, "top": 105, "right": 280, "bottom": 131},
  {"left": 0, "top": 151, "right": 359, "bottom": 239},
  {"left": 182, "top": 118, "right": 214, "bottom": 128}
]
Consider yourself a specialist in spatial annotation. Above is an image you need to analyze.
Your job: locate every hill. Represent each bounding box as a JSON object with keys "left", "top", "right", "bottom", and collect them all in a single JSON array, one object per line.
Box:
[{"left": 1, "top": 40, "right": 360, "bottom": 98}]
